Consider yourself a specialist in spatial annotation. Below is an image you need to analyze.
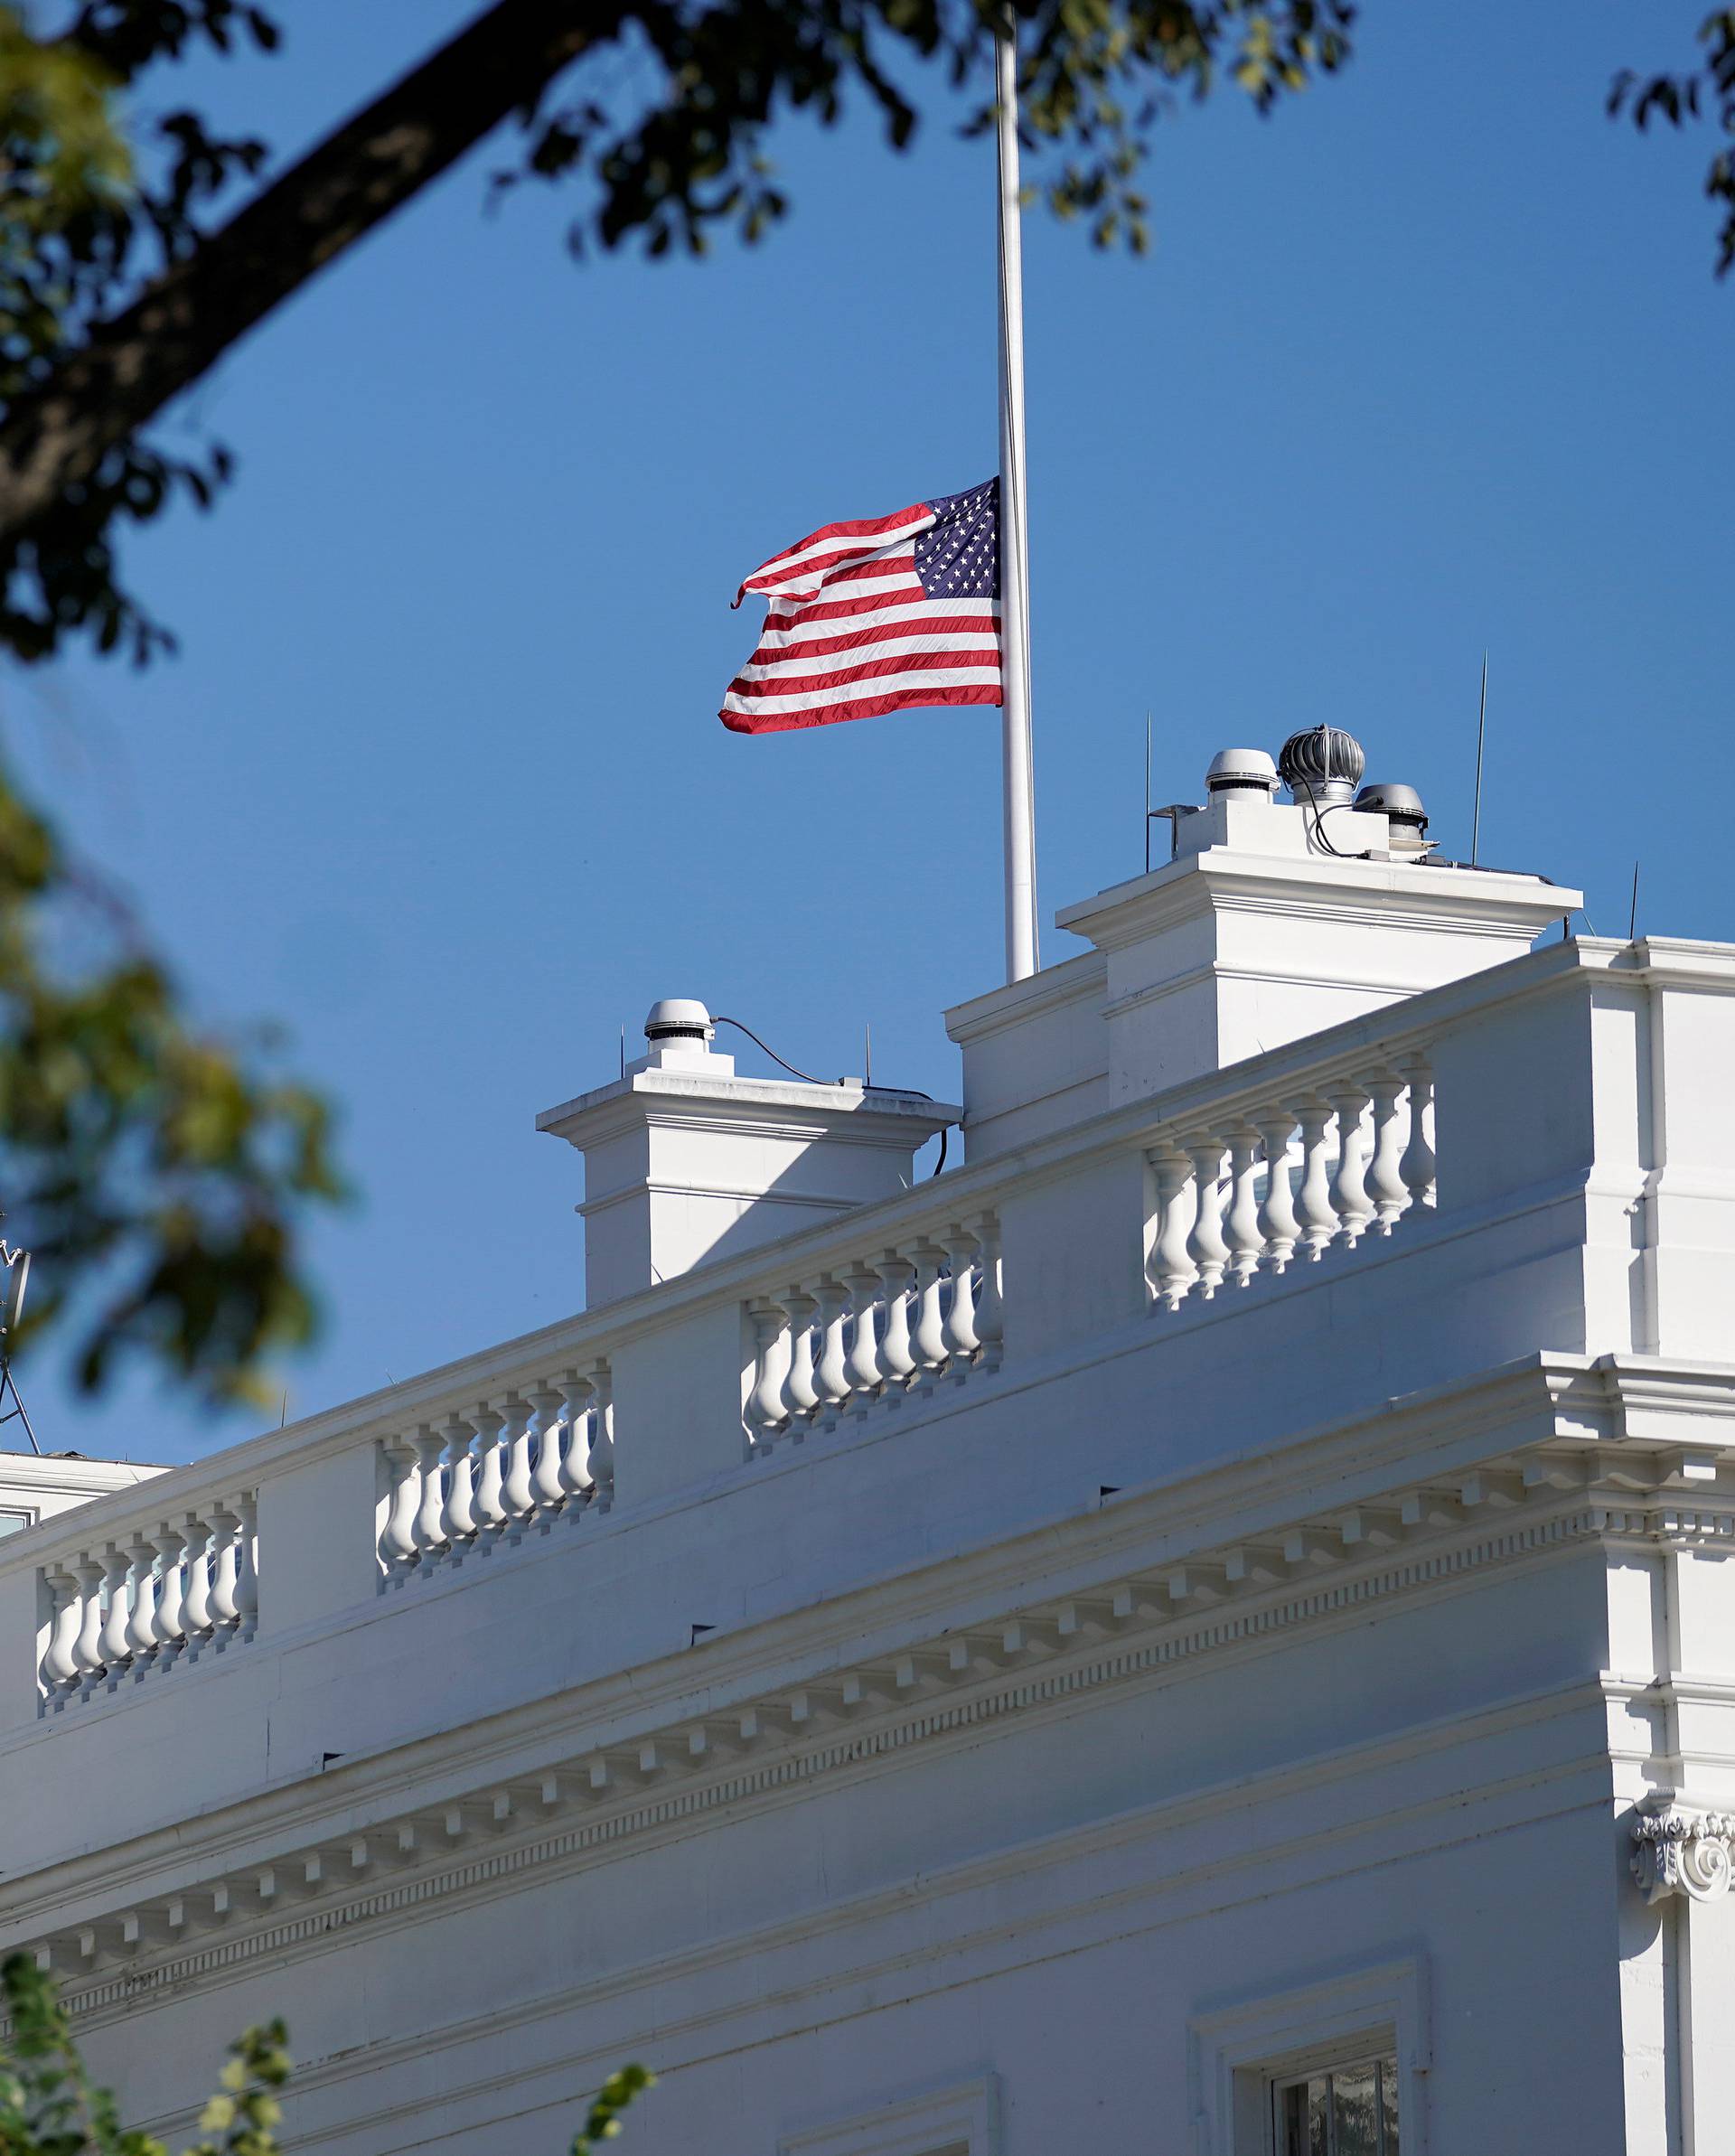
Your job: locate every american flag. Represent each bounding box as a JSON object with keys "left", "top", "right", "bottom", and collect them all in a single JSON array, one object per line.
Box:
[{"left": 720, "top": 479, "right": 1003, "bottom": 735}]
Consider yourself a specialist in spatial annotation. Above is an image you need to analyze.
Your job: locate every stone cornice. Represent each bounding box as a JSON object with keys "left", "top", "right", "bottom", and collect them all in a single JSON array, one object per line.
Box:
[
  {"left": 13, "top": 1356, "right": 1733, "bottom": 2013},
  {"left": 112, "top": 1699, "right": 1601, "bottom": 2143},
  {"left": 943, "top": 949, "right": 1107, "bottom": 1047},
  {"left": 30, "top": 1565, "right": 1612, "bottom": 2042},
  {"left": 6, "top": 1354, "right": 1727, "bottom": 1902}
]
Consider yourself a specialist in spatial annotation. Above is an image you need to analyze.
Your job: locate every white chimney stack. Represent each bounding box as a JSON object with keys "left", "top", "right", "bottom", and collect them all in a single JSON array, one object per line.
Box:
[
  {"left": 947, "top": 727, "right": 1581, "bottom": 1160},
  {"left": 538, "top": 1003, "right": 959, "bottom": 1308}
]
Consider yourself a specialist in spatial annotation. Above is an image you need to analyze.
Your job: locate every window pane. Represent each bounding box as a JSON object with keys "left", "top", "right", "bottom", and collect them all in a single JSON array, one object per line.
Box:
[
  {"left": 0, "top": 1511, "right": 29, "bottom": 1538},
  {"left": 1331, "top": 2063, "right": 1379, "bottom": 2156},
  {"left": 1280, "top": 2079, "right": 1330, "bottom": 2156},
  {"left": 1279, "top": 2055, "right": 1400, "bottom": 2156},
  {"left": 1379, "top": 2058, "right": 1400, "bottom": 2154}
]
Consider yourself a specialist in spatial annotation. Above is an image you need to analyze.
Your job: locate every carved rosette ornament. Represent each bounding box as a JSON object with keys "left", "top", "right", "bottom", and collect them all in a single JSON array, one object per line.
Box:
[{"left": 1632, "top": 1806, "right": 1735, "bottom": 1904}]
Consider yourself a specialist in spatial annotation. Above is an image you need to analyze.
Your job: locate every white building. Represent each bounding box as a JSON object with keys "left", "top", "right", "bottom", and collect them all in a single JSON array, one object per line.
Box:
[{"left": 2, "top": 726, "right": 1730, "bottom": 2156}]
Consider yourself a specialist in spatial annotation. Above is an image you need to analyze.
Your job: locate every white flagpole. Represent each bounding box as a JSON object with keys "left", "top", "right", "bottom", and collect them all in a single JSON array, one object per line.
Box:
[{"left": 996, "top": 20, "right": 1039, "bottom": 983}]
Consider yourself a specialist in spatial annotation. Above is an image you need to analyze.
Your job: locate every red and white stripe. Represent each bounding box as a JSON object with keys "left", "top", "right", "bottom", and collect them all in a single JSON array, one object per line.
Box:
[{"left": 721, "top": 505, "right": 1003, "bottom": 736}]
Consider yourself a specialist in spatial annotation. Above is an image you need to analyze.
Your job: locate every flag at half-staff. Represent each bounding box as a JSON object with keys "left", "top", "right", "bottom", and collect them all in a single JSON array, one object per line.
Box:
[{"left": 719, "top": 479, "right": 1002, "bottom": 735}]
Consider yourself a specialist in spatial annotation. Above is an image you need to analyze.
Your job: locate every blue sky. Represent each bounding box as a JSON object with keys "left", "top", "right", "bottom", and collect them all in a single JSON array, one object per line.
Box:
[{"left": 9, "top": 0, "right": 1728, "bottom": 1463}]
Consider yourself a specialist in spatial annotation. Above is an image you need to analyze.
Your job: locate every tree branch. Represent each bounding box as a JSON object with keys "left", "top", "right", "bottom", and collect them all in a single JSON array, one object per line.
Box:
[{"left": 0, "top": 0, "right": 621, "bottom": 548}]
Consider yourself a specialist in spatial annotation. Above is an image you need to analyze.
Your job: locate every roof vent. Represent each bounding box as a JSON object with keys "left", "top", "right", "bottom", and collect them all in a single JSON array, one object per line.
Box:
[
  {"left": 1355, "top": 782, "right": 1427, "bottom": 831},
  {"left": 1278, "top": 726, "right": 1365, "bottom": 808},
  {"left": 1355, "top": 782, "right": 1433, "bottom": 858},
  {"left": 643, "top": 998, "right": 714, "bottom": 1045},
  {"left": 1205, "top": 747, "right": 1279, "bottom": 799}
]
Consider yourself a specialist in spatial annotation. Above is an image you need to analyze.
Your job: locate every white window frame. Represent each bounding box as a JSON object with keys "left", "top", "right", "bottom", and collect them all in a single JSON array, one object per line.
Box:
[
  {"left": 1188, "top": 1956, "right": 1430, "bottom": 2156},
  {"left": 777, "top": 2074, "right": 999, "bottom": 2156}
]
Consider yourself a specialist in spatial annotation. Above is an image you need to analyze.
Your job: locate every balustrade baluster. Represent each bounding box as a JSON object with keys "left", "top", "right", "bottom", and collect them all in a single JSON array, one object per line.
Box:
[
  {"left": 208, "top": 1507, "right": 242, "bottom": 1629},
  {"left": 152, "top": 1523, "right": 186, "bottom": 1659},
  {"left": 42, "top": 1570, "right": 81, "bottom": 1691},
  {"left": 98, "top": 1543, "right": 133, "bottom": 1667},
  {"left": 1364, "top": 1070, "right": 1409, "bottom": 1231},
  {"left": 558, "top": 1372, "right": 596, "bottom": 1498},
  {"left": 529, "top": 1383, "right": 567, "bottom": 1511},
  {"left": 125, "top": 1533, "right": 159, "bottom": 1662},
  {"left": 811, "top": 1278, "right": 851, "bottom": 1410},
  {"left": 746, "top": 1300, "right": 792, "bottom": 1440},
  {"left": 911, "top": 1244, "right": 950, "bottom": 1369},
  {"left": 234, "top": 1495, "right": 259, "bottom": 1627},
  {"left": 972, "top": 1214, "right": 1004, "bottom": 1354},
  {"left": 844, "top": 1266, "right": 885, "bottom": 1397},
  {"left": 1399, "top": 1054, "right": 1437, "bottom": 1208},
  {"left": 1148, "top": 1148, "right": 1197, "bottom": 1311},
  {"left": 409, "top": 1427, "right": 448, "bottom": 1554},
  {"left": 72, "top": 1556, "right": 106, "bottom": 1680},
  {"left": 939, "top": 1231, "right": 980, "bottom": 1359},
  {"left": 1327, "top": 1082, "right": 1374, "bottom": 1244},
  {"left": 874, "top": 1258, "right": 917, "bottom": 1385},
  {"left": 1184, "top": 1134, "right": 1231, "bottom": 1298},
  {"left": 182, "top": 1514, "right": 214, "bottom": 1637},
  {"left": 1224, "top": 1128, "right": 1264, "bottom": 1286},
  {"left": 471, "top": 1405, "right": 509, "bottom": 1533},
  {"left": 782, "top": 1290, "right": 820, "bottom": 1420},
  {"left": 500, "top": 1395, "right": 537, "bottom": 1520},
  {"left": 1255, "top": 1114, "right": 1300, "bottom": 1271},
  {"left": 441, "top": 1413, "right": 479, "bottom": 1542},
  {"left": 586, "top": 1363, "right": 615, "bottom": 1509},
  {"left": 380, "top": 1440, "right": 421, "bottom": 1565},
  {"left": 43, "top": 1502, "right": 264, "bottom": 1708},
  {"left": 1291, "top": 1099, "right": 1338, "bottom": 1260}
]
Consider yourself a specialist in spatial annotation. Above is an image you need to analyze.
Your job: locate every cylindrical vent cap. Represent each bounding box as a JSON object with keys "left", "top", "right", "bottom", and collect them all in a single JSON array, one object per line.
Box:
[
  {"left": 1205, "top": 747, "right": 1279, "bottom": 796},
  {"left": 1278, "top": 726, "right": 1366, "bottom": 807},
  {"left": 643, "top": 998, "right": 714, "bottom": 1043},
  {"left": 1354, "top": 782, "right": 1428, "bottom": 830}
]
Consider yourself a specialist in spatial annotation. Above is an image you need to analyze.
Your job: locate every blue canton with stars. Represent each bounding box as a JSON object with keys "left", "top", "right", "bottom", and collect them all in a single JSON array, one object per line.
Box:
[{"left": 913, "top": 478, "right": 1000, "bottom": 601}]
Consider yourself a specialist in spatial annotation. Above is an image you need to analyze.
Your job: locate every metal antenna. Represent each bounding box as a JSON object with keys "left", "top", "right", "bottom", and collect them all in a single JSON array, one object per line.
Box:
[
  {"left": 0, "top": 1242, "right": 39, "bottom": 1455},
  {"left": 1470, "top": 652, "right": 1488, "bottom": 867},
  {"left": 1144, "top": 713, "right": 1152, "bottom": 875},
  {"left": 1629, "top": 862, "right": 1641, "bottom": 942},
  {"left": 619, "top": 1025, "right": 625, "bottom": 1080},
  {"left": 864, "top": 1020, "right": 872, "bottom": 1089}
]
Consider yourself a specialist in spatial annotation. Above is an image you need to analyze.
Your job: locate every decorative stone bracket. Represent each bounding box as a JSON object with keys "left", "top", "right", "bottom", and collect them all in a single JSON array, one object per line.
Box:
[{"left": 1632, "top": 1806, "right": 1735, "bottom": 1904}]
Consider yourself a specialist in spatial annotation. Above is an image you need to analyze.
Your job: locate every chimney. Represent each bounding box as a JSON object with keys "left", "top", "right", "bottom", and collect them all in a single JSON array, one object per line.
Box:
[
  {"left": 537, "top": 1002, "right": 959, "bottom": 1307},
  {"left": 947, "top": 726, "right": 1581, "bottom": 1158}
]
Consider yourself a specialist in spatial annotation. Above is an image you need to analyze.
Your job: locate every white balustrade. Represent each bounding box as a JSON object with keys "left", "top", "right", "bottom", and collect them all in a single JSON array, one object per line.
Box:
[
  {"left": 558, "top": 1368, "right": 597, "bottom": 1500},
  {"left": 97, "top": 1543, "right": 131, "bottom": 1671},
  {"left": 1224, "top": 1127, "right": 1263, "bottom": 1288},
  {"left": 1293, "top": 1098, "right": 1339, "bottom": 1261},
  {"left": 1148, "top": 1149, "right": 1197, "bottom": 1312},
  {"left": 744, "top": 1212, "right": 1003, "bottom": 1450},
  {"left": 500, "top": 1393, "right": 537, "bottom": 1520},
  {"left": 28, "top": 1020, "right": 1443, "bottom": 1657},
  {"left": 410, "top": 1426, "right": 449, "bottom": 1555},
  {"left": 209, "top": 1505, "right": 243, "bottom": 1628},
  {"left": 1183, "top": 1133, "right": 1231, "bottom": 1298},
  {"left": 442, "top": 1411, "right": 478, "bottom": 1542},
  {"left": 471, "top": 1405, "right": 509, "bottom": 1534},
  {"left": 1145, "top": 1052, "right": 1438, "bottom": 1315},
  {"left": 586, "top": 1362, "right": 615, "bottom": 1509},
  {"left": 528, "top": 1383, "right": 567, "bottom": 1512},
  {"left": 37, "top": 1493, "right": 258, "bottom": 1709},
  {"left": 374, "top": 1357, "right": 613, "bottom": 1582}
]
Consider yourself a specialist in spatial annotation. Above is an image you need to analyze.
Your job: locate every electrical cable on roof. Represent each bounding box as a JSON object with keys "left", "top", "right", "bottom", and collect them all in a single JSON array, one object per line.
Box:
[
  {"left": 711, "top": 1016, "right": 832, "bottom": 1086},
  {"left": 713, "top": 1017, "right": 949, "bottom": 1176}
]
